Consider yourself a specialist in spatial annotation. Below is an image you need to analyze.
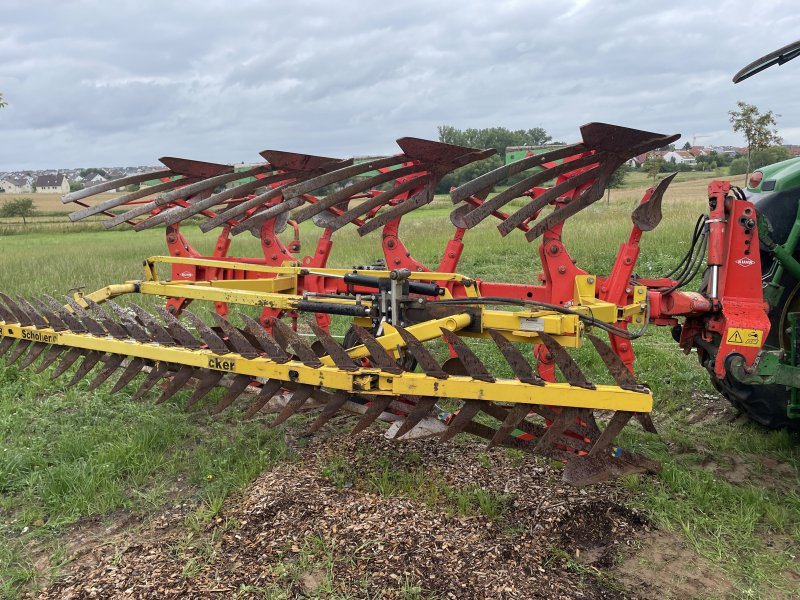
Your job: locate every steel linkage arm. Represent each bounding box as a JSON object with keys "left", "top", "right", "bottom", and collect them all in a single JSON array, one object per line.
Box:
[{"left": 674, "top": 181, "right": 771, "bottom": 378}]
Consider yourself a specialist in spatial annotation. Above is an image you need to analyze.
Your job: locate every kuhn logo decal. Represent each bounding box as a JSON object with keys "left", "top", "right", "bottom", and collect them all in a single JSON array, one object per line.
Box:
[
  {"left": 736, "top": 257, "right": 755, "bottom": 267},
  {"left": 179, "top": 271, "right": 193, "bottom": 278}
]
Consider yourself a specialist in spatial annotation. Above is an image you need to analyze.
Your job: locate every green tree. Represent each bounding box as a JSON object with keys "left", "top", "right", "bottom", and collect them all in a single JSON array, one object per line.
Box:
[
  {"left": 729, "top": 101, "right": 782, "bottom": 183},
  {"left": 435, "top": 125, "right": 554, "bottom": 192},
  {"left": 750, "top": 145, "right": 790, "bottom": 169},
  {"left": 0, "top": 197, "right": 36, "bottom": 225},
  {"left": 728, "top": 146, "right": 790, "bottom": 176},
  {"left": 437, "top": 155, "right": 503, "bottom": 193},
  {"left": 696, "top": 153, "right": 722, "bottom": 172},
  {"left": 69, "top": 181, "right": 85, "bottom": 192},
  {"left": 729, "top": 157, "right": 747, "bottom": 176},
  {"left": 697, "top": 151, "right": 733, "bottom": 169},
  {"left": 682, "top": 141, "right": 692, "bottom": 150},
  {"left": 660, "top": 160, "right": 692, "bottom": 173},
  {"left": 606, "top": 165, "right": 629, "bottom": 203},
  {"left": 437, "top": 125, "right": 552, "bottom": 155},
  {"left": 716, "top": 152, "right": 734, "bottom": 167},
  {"left": 0, "top": 93, "right": 6, "bottom": 108},
  {"left": 643, "top": 156, "right": 664, "bottom": 182}
]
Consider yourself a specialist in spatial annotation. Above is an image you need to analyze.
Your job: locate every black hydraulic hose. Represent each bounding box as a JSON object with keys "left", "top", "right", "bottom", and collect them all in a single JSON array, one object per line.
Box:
[
  {"left": 682, "top": 233, "right": 709, "bottom": 284},
  {"left": 295, "top": 300, "right": 371, "bottom": 317},
  {"left": 343, "top": 273, "right": 444, "bottom": 297},
  {"left": 662, "top": 214, "right": 705, "bottom": 279},
  {"left": 663, "top": 214, "right": 704, "bottom": 278},
  {"left": 660, "top": 232, "right": 708, "bottom": 294}
]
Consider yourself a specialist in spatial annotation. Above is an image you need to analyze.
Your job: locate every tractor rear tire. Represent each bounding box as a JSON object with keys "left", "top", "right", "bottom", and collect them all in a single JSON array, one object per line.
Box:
[{"left": 707, "top": 369, "right": 800, "bottom": 431}]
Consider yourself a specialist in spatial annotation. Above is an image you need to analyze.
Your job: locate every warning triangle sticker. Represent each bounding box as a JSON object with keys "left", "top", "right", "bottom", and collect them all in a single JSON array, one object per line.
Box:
[{"left": 728, "top": 330, "right": 743, "bottom": 344}]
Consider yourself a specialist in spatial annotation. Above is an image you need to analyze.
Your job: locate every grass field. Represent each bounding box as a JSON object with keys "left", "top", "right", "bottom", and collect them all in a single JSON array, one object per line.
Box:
[
  {"left": 0, "top": 191, "right": 121, "bottom": 213},
  {"left": 1, "top": 174, "right": 798, "bottom": 598}
]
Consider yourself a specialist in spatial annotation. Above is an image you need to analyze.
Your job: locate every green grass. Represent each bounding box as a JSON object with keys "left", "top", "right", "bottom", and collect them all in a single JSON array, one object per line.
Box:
[
  {"left": 1, "top": 181, "right": 799, "bottom": 597},
  {"left": 617, "top": 422, "right": 800, "bottom": 598},
  {"left": 0, "top": 359, "right": 289, "bottom": 597}
]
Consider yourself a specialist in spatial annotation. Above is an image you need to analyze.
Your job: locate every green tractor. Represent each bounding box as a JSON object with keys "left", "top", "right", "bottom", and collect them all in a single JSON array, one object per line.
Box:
[
  {"left": 745, "top": 157, "right": 800, "bottom": 201},
  {"left": 712, "top": 39, "right": 800, "bottom": 429}
]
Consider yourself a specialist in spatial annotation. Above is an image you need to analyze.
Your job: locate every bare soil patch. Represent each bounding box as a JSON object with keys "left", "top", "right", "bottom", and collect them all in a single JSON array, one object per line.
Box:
[
  {"left": 696, "top": 451, "right": 799, "bottom": 495},
  {"left": 686, "top": 391, "right": 740, "bottom": 426},
  {"left": 613, "top": 530, "right": 734, "bottom": 600}
]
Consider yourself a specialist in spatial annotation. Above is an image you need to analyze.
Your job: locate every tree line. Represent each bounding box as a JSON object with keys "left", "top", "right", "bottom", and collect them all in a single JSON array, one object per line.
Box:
[{"left": 435, "top": 126, "right": 561, "bottom": 192}]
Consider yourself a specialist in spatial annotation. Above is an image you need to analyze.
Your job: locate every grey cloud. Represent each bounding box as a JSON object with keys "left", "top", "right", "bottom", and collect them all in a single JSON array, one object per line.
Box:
[{"left": 1, "top": 0, "right": 799, "bottom": 169}]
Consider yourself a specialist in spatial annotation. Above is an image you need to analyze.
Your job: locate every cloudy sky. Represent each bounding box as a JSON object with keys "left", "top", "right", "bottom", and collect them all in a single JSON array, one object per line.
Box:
[{"left": 1, "top": 0, "right": 799, "bottom": 170}]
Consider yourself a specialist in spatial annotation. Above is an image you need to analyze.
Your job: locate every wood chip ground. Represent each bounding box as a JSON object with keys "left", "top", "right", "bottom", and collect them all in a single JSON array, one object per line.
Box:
[{"left": 35, "top": 428, "right": 664, "bottom": 599}]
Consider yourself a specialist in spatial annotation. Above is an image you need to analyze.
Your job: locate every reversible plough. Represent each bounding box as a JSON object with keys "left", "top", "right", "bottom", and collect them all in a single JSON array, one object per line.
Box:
[{"left": 0, "top": 122, "right": 781, "bottom": 485}]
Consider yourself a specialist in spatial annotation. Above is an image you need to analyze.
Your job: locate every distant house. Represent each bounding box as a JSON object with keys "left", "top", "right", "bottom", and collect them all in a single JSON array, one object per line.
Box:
[
  {"left": 35, "top": 174, "right": 70, "bottom": 194},
  {"left": 83, "top": 173, "right": 107, "bottom": 188},
  {"left": 629, "top": 150, "right": 668, "bottom": 168},
  {"left": 783, "top": 145, "right": 800, "bottom": 157},
  {"left": 663, "top": 150, "right": 697, "bottom": 165},
  {"left": 687, "top": 146, "right": 711, "bottom": 158},
  {"left": 710, "top": 146, "right": 742, "bottom": 157},
  {"left": 0, "top": 174, "right": 32, "bottom": 193},
  {"left": 626, "top": 155, "right": 645, "bottom": 168}
]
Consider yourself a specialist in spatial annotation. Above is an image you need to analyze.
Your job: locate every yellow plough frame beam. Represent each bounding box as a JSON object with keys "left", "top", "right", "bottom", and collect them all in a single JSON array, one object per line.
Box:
[
  {"left": 0, "top": 320, "right": 652, "bottom": 413},
  {"left": 38, "top": 255, "right": 652, "bottom": 413}
]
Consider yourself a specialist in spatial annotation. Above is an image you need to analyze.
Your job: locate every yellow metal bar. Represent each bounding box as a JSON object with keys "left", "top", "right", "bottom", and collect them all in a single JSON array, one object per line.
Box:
[
  {"left": 81, "top": 283, "right": 139, "bottom": 305},
  {"left": 89, "top": 256, "right": 631, "bottom": 330},
  {"left": 322, "top": 314, "right": 474, "bottom": 364},
  {"left": 121, "top": 278, "right": 585, "bottom": 340},
  {"left": 478, "top": 310, "right": 581, "bottom": 346},
  {"left": 0, "top": 322, "right": 652, "bottom": 412},
  {"left": 573, "top": 275, "right": 617, "bottom": 323},
  {"left": 376, "top": 373, "right": 650, "bottom": 412},
  {"left": 78, "top": 279, "right": 588, "bottom": 344},
  {"left": 73, "top": 255, "right": 631, "bottom": 329},
  {"left": 198, "top": 277, "right": 297, "bottom": 294},
  {"left": 2, "top": 323, "right": 355, "bottom": 390},
  {"left": 136, "top": 280, "right": 356, "bottom": 311},
  {"left": 144, "top": 255, "right": 476, "bottom": 284},
  {"left": 630, "top": 286, "right": 647, "bottom": 325}
]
